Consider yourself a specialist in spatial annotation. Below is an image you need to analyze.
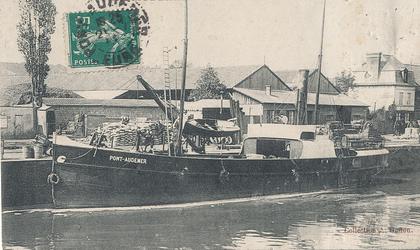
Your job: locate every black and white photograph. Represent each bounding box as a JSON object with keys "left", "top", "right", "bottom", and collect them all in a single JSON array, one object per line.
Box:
[{"left": 1, "top": 0, "right": 420, "bottom": 249}]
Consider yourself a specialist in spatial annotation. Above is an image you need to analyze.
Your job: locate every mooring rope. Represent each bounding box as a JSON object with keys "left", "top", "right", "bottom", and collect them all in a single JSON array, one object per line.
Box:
[{"left": 63, "top": 147, "right": 95, "bottom": 161}]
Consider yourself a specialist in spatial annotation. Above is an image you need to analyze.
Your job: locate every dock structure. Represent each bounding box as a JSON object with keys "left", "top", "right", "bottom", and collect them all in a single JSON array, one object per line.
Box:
[{"left": 1, "top": 158, "right": 52, "bottom": 208}]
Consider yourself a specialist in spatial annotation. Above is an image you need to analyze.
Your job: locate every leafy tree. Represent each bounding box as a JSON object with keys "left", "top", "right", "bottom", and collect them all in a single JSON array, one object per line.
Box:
[
  {"left": 17, "top": 0, "right": 57, "bottom": 131},
  {"left": 334, "top": 70, "right": 355, "bottom": 93},
  {"left": 189, "top": 66, "right": 229, "bottom": 100}
]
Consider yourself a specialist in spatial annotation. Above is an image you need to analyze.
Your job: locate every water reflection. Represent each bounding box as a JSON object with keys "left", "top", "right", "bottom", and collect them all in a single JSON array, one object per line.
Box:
[{"left": 3, "top": 171, "right": 420, "bottom": 249}]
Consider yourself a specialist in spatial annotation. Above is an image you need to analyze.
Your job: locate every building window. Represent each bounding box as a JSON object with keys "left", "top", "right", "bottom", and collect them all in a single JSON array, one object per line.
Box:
[
  {"left": 407, "top": 93, "right": 412, "bottom": 105},
  {"left": 402, "top": 68, "right": 409, "bottom": 83},
  {"left": 0, "top": 116, "right": 8, "bottom": 128},
  {"left": 399, "top": 92, "right": 404, "bottom": 105}
]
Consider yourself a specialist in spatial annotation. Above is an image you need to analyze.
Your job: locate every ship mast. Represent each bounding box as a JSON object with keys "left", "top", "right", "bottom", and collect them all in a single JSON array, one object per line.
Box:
[
  {"left": 175, "top": 0, "right": 189, "bottom": 155},
  {"left": 314, "top": 0, "right": 326, "bottom": 124}
]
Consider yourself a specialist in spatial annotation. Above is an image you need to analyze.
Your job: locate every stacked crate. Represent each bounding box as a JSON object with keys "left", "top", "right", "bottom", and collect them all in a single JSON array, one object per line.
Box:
[
  {"left": 102, "top": 123, "right": 138, "bottom": 147},
  {"left": 96, "top": 122, "right": 174, "bottom": 148}
]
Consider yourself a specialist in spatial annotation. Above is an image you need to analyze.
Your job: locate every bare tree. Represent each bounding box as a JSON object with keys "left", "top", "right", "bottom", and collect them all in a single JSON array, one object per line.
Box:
[{"left": 17, "top": 0, "right": 57, "bottom": 132}]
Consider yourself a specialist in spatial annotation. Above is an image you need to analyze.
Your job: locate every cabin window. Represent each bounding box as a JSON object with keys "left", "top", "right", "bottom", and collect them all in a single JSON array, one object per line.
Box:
[
  {"left": 253, "top": 116, "right": 260, "bottom": 124},
  {"left": 242, "top": 138, "right": 300, "bottom": 158},
  {"left": 257, "top": 139, "right": 289, "bottom": 158},
  {"left": 300, "top": 132, "right": 315, "bottom": 140}
]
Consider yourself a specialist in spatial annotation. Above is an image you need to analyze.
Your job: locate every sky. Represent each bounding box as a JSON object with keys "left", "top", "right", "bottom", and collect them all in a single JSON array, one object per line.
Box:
[{"left": 1, "top": 0, "right": 420, "bottom": 77}]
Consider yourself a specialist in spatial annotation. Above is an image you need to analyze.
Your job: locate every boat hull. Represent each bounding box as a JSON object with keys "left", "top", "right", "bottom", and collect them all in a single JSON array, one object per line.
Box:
[{"left": 51, "top": 139, "right": 388, "bottom": 208}]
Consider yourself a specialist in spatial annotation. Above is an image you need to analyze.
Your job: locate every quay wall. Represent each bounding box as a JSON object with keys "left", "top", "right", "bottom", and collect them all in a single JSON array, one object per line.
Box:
[
  {"left": 1, "top": 159, "right": 52, "bottom": 208},
  {"left": 386, "top": 145, "right": 420, "bottom": 172}
]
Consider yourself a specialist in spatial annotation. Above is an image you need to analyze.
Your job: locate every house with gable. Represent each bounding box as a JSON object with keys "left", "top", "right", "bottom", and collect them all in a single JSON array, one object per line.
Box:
[{"left": 350, "top": 53, "right": 419, "bottom": 121}]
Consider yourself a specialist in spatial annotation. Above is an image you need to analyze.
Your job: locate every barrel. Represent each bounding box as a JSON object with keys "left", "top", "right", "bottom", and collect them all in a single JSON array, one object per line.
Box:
[
  {"left": 22, "top": 145, "right": 34, "bottom": 159},
  {"left": 33, "top": 144, "right": 43, "bottom": 159}
]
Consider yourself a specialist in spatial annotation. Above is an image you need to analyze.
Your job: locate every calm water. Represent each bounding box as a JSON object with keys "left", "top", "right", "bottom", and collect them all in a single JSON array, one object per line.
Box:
[{"left": 3, "top": 171, "right": 420, "bottom": 249}]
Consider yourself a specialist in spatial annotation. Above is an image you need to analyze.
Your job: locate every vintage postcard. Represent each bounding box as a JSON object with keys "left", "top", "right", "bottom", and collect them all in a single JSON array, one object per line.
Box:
[{"left": 1, "top": 0, "right": 420, "bottom": 249}]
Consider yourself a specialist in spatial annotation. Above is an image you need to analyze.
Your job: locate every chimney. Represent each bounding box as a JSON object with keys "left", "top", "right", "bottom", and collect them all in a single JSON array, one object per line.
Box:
[
  {"left": 265, "top": 85, "right": 272, "bottom": 95},
  {"left": 296, "top": 70, "right": 309, "bottom": 125},
  {"left": 366, "top": 52, "right": 382, "bottom": 79}
]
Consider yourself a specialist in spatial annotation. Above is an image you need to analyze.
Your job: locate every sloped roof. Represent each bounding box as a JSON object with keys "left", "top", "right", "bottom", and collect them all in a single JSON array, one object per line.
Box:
[
  {"left": 0, "top": 62, "right": 68, "bottom": 90},
  {"left": 354, "top": 54, "right": 418, "bottom": 87},
  {"left": 404, "top": 64, "right": 420, "bottom": 86},
  {"left": 381, "top": 55, "right": 405, "bottom": 71},
  {"left": 233, "top": 65, "right": 291, "bottom": 91},
  {"left": 74, "top": 90, "right": 129, "bottom": 99},
  {"left": 275, "top": 69, "right": 340, "bottom": 94},
  {"left": 43, "top": 98, "right": 159, "bottom": 107},
  {"left": 274, "top": 70, "right": 301, "bottom": 87},
  {"left": 0, "top": 62, "right": 261, "bottom": 91},
  {"left": 233, "top": 87, "right": 368, "bottom": 107},
  {"left": 234, "top": 87, "right": 296, "bottom": 104}
]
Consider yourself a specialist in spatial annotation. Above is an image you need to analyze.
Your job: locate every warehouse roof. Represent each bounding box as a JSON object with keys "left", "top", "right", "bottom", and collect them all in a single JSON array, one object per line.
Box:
[
  {"left": 43, "top": 98, "right": 159, "bottom": 107},
  {"left": 74, "top": 90, "right": 128, "bottom": 99},
  {"left": 0, "top": 62, "right": 261, "bottom": 91},
  {"left": 233, "top": 87, "right": 368, "bottom": 107},
  {"left": 275, "top": 69, "right": 340, "bottom": 94}
]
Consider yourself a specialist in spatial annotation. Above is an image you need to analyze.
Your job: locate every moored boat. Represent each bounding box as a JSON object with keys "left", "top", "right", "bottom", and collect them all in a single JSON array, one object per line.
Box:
[
  {"left": 49, "top": 124, "right": 388, "bottom": 208},
  {"left": 47, "top": 0, "right": 388, "bottom": 209}
]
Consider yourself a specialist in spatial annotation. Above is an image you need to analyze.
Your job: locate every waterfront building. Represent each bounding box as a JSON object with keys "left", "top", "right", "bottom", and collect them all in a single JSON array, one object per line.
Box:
[
  {"left": 231, "top": 66, "right": 368, "bottom": 128},
  {"left": 350, "top": 53, "right": 420, "bottom": 121}
]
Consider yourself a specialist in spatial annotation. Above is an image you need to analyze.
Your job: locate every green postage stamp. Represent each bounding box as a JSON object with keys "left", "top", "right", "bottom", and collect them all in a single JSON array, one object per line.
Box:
[{"left": 67, "top": 10, "right": 140, "bottom": 68}]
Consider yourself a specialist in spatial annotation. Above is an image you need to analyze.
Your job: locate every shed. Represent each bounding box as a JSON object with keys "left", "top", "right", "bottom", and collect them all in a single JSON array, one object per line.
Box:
[{"left": 43, "top": 98, "right": 163, "bottom": 132}]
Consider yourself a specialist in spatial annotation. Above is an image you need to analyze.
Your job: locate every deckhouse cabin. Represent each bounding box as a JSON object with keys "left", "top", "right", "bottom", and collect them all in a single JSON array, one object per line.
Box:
[{"left": 242, "top": 124, "right": 337, "bottom": 160}]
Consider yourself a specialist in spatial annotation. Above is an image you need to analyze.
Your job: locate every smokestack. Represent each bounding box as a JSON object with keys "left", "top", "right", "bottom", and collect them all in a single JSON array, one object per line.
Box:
[
  {"left": 297, "top": 70, "right": 309, "bottom": 125},
  {"left": 265, "top": 85, "right": 272, "bottom": 96}
]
